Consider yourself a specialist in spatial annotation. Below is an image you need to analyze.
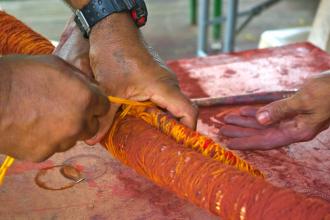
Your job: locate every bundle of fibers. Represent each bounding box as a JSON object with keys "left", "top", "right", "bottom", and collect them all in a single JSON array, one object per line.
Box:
[
  {"left": 104, "top": 104, "right": 330, "bottom": 219},
  {"left": 0, "top": 11, "right": 54, "bottom": 55},
  {"left": 0, "top": 11, "right": 330, "bottom": 219}
]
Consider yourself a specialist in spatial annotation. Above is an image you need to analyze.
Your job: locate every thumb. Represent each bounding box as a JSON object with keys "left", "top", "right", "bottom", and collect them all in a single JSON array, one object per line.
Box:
[
  {"left": 84, "top": 103, "right": 120, "bottom": 145},
  {"left": 256, "top": 97, "right": 301, "bottom": 125}
]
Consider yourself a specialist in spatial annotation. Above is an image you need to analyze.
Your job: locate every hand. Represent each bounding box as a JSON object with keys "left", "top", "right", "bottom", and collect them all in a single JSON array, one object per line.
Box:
[
  {"left": 219, "top": 72, "right": 330, "bottom": 150},
  {"left": 56, "top": 14, "right": 198, "bottom": 146},
  {"left": 0, "top": 55, "right": 109, "bottom": 162}
]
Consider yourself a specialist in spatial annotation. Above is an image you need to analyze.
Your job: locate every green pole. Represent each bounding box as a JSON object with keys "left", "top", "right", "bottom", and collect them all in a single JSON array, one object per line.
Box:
[
  {"left": 190, "top": 0, "right": 197, "bottom": 25},
  {"left": 213, "top": 0, "right": 222, "bottom": 40}
]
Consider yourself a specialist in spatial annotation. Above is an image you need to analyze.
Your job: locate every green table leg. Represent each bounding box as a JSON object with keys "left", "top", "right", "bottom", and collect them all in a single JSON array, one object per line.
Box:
[
  {"left": 213, "top": 0, "right": 222, "bottom": 40},
  {"left": 190, "top": 0, "right": 197, "bottom": 25}
]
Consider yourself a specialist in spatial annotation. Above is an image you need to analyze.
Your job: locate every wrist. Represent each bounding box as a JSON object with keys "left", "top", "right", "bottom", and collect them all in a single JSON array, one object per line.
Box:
[
  {"left": 89, "top": 13, "right": 171, "bottom": 78},
  {"left": 89, "top": 13, "right": 145, "bottom": 69},
  {"left": 90, "top": 12, "right": 134, "bottom": 40},
  {"left": 72, "top": 0, "right": 147, "bottom": 38}
]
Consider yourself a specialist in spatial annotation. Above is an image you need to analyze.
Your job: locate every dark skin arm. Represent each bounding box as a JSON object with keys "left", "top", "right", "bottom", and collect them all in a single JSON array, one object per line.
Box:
[
  {"left": 61, "top": 1, "right": 198, "bottom": 145},
  {"left": 219, "top": 72, "right": 330, "bottom": 150}
]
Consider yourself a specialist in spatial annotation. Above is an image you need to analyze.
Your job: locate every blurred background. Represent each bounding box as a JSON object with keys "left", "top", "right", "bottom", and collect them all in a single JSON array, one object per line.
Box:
[{"left": 0, "top": 0, "right": 320, "bottom": 60}]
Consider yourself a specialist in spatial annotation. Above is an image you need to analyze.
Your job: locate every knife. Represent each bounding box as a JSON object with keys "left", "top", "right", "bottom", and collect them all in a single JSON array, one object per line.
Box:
[{"left": 191, "top": 90, "right": 297, "bottom": 107}]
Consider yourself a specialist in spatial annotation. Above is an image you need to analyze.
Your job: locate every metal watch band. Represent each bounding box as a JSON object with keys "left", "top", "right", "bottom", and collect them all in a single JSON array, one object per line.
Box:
[
  {"left": 74, "top": 0, "right": 147, "bottom": 38},
  {"left": 81, "top": 0, "right": 132, "bottom": 30}
]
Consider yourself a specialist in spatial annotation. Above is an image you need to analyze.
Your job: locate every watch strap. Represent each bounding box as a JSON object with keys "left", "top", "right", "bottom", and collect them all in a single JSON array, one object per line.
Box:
[{"left": 80, "top": 0, "right": 133, "bottom": 29}]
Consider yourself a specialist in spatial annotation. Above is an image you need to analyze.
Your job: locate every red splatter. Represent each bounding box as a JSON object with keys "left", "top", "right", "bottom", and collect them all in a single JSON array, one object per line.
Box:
[{"left": 7, "top": 160, "right": 54, "bottom": 175}]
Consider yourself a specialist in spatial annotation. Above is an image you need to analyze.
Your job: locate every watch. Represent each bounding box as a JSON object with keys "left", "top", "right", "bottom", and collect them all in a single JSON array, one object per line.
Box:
[{"left": 74, "top": 0, "right": 148, "bottom": 38}]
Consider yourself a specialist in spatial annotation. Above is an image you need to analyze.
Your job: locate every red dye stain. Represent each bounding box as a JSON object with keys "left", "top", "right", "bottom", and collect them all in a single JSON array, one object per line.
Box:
[
  {"left": 7, "top": 160, "right": 54, "bottom": 175},
  {"left": 202, "top": 139, "right": 213, "bottom": 149},
  {"left": 74, "top": 164, "right": 85, "bottom": 172}
]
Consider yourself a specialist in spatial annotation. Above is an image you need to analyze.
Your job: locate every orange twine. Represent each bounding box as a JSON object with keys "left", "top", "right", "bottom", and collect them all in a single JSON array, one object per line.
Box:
[
  {"left": 106, "top": 96, "right": 263, "bottom": 177},
  {"left": 0, "top": 11, "right": 54, "bottom": 55}
]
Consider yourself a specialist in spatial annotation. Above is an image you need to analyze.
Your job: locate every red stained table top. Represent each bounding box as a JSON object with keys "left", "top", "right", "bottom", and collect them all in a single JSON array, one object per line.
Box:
[{"left": 1, "top": 43, "right": 329, "bottom": 219}]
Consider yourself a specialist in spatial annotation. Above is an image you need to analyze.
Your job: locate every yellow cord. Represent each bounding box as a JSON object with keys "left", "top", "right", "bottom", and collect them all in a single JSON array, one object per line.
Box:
[{"left": 0, "top": 156, "right": 14, "bottom": 184}]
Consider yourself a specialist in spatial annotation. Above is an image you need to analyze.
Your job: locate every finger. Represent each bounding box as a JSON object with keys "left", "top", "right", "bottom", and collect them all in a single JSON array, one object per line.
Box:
[
  {"left": 220, "top": 125, "right": 262, "bottom": 138},
  {"left": 226, "top": 115, "right": 318, "bottom": 150},
  {"left": 226, "top": 128, "right": 293, "bottom": 150},
  {"left": 256, "top": 97, "right": 301, "bottom": 125},
  {"left": 239, "top": 106, "right": 259, "bottom": 117},
  {"left": 84, "top": 103, "right": 120, "bottom": 145},
  {"left": 224, "top": 114, "right": 267, "bottom": 129},
  {"left": 89, "top": 84, "right": 110, "bottom": 117},
  {"left": 151, "top": 84, "right": 198, "bottom": 129},
  {"left": 80, "top": 116, "right": 99, "bottom": 140}
]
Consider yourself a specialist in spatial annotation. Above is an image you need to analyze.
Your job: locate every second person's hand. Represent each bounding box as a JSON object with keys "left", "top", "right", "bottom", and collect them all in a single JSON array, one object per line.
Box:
[{"left": 219, "top": 72, "right": 330, "bottom": 150}]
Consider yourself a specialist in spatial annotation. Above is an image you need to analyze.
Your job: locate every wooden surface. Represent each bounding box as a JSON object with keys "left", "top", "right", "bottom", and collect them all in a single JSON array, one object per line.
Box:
[{"left": 1, "top": 43, "right": 330, "bottom": 219}]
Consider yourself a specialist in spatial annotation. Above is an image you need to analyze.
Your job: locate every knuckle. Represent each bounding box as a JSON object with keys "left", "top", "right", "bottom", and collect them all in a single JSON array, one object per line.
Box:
[
  {"left": 291, "top": 122, "right": 317, "bottom": 142},
  {"left": 297, "top": 129, "right": 316, "bottom": 142},
  {"left": 269, "top": 101, "right": 288, "bottom": 118},
  {"left": 269, "top": 97, "right": 299, "bottom": 119},
  {"left": 296, "top": 90, "right": 313, "bottom": 109}
]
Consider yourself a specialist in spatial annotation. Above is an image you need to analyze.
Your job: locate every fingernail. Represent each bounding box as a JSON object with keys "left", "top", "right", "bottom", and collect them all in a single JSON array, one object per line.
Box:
[
  {"left": 84, "top": 134, "right": 99, "bottom": 146},
  {"left": 257, "top": 111, "right": 270, "bottom": 124},
  {"left": 90, "top": 134, "right": 98, "bottom": 141}
]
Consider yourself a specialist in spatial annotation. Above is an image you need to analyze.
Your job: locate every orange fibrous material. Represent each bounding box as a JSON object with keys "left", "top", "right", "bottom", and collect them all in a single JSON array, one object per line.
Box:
[
  {"left": 102, "top": 102, "right": 330, "bottom": 219},
  {"left": 1, "top": 11, "right": 330, "bottom": 219},
  {"left": 104, "top": 97, "right": 263, "bottom": 177},
  {"left": 0, "top": 11, "right": 54, "bottom": 55}
]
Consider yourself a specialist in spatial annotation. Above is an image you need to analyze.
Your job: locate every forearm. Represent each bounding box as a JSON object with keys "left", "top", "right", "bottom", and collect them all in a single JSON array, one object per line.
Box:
[{"left": 89, "top": 13, "right": 170, "bottom": 85}]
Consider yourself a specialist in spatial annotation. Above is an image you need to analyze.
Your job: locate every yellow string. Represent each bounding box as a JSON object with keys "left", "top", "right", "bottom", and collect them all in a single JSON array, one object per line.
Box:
[
  {"left": 108, "top": 96, "right": 154, "bottom": 107},
  {"left": 0, "top": 156, "right": 14, "bottom": 184}
]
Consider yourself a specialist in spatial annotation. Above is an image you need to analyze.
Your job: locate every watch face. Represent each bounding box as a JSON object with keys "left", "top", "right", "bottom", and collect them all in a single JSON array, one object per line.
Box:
[{"left": 74, "top": 11, "right": 90, "bottom": 38}]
